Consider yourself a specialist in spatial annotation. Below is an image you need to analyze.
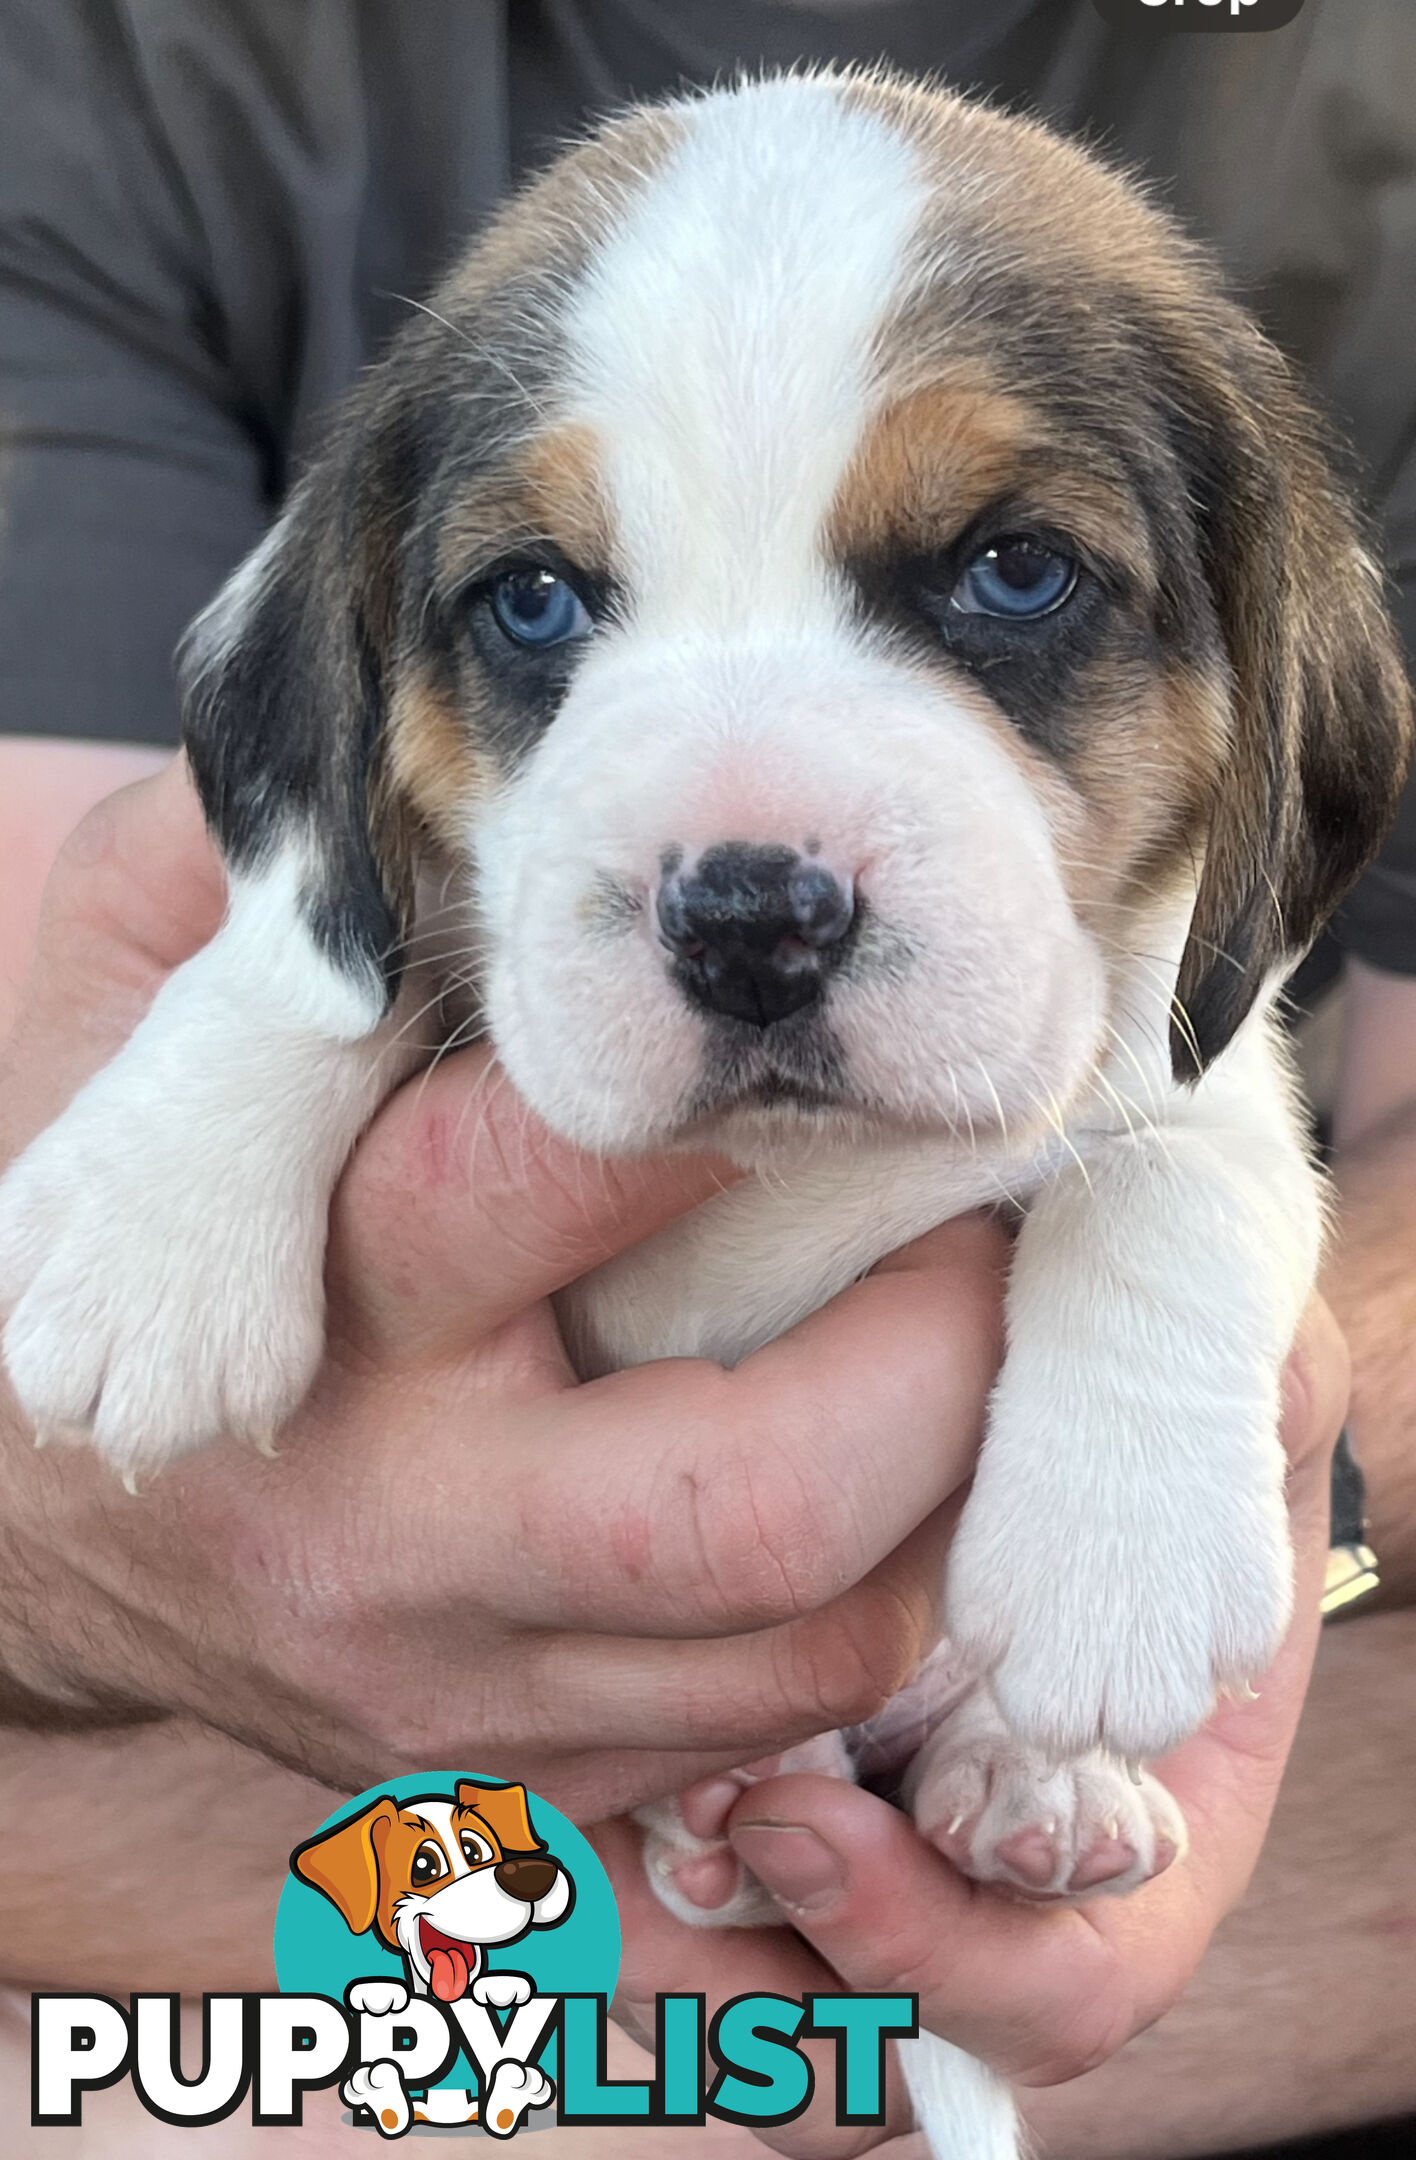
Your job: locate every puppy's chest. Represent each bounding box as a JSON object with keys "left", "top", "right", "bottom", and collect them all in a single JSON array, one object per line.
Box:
[{"left": 558, "top": 1134, "right": 1054, "bottom": 1377}]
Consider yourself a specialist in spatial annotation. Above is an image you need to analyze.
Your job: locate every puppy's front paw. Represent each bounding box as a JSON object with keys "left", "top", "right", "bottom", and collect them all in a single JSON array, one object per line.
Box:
[
  {"left": 0, "top": 1097, "right": 325, "bottom": 1477},
  {"left": 472, "top": 1972, "right": 534, "bottom": 2011},
  {"left": 946, "top": 1371, "right": 1293, "bottom": 1761},
  {"left": 904, "top": 1685, "right": 1186, "bottom": 1900},
  {"left": 482, "top": 2060, "right": 554, "bottom": 2138},
  {"left": 637, "top": 1733, "right": 854, "bottom": 1929},
  {"left": 347, "top": 1980, "right": 411, "bottom": 2018},
  {"left": 342, "top": 2060, "right": 411, "bottom": 2137}
]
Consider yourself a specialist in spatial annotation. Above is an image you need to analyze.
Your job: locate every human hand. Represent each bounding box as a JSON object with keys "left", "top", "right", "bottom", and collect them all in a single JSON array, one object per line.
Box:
[
  {"left": 0, "top": 758, "right": 1010, "bottom": 1807},
  {"left": 597, "top": 1294, "right": 1349, "bottom": 2154}
]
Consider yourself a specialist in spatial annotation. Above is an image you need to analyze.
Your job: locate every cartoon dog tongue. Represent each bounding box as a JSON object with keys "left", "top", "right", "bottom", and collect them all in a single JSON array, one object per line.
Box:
[{"left": 428, "top": 1946, "right": 471, "bottom": 2002}]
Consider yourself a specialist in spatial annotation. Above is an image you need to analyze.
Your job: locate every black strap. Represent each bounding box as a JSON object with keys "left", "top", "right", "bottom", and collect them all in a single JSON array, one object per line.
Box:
[{"left": 1329, "top": 1428, "right": 1368, "bottom": 1549}]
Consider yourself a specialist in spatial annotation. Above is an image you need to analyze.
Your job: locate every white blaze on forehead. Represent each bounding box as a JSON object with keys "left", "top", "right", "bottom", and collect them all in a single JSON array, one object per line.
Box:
[
  {"left": 561, "top": 78, "right": 925, "bottom": 627},
  {"left": 412, "top": 1798, "right": 470, "bottom": 1880}
]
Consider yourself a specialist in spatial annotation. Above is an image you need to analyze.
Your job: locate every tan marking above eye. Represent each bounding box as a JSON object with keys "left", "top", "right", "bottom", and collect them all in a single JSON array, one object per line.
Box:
[
  {"left": 826, "top": 373, "right": 1153, "bottom": 590},
  {"left": 827, "top": 376, "right": 1038, "bottom": 561},
  {"left": 518, "top": 424, "right": 612, "bottom": 574}
]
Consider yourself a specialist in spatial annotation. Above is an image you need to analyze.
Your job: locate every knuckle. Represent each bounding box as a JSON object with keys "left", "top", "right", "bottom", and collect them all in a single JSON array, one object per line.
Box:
[
  {"left": 1013, "top": 1989, "right": 1136, "bottom": 2089},
  {"left": 1280, "top": 1295, "right": 1350, "bottom": 1470},
  {"left": 686, "top": 1434, "right": 852, "bottom": 1626},
  {"left": 778, "top": 1595, "right": 917, "bottom": 1731}
]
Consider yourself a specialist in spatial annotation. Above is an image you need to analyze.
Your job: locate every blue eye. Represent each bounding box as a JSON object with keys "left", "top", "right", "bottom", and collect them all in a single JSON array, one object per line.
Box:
[
  {"left": 488, "top": 567, "right": 593, "bottom": 648},
  {"left": 952, "top": 538, "right": 1078, "bottom": 620}
]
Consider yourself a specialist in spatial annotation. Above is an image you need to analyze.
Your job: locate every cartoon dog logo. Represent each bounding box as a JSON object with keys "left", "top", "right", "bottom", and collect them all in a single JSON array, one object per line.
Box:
[{"left": 292, "top": 1780, "right": 573, "bottom": 2134}]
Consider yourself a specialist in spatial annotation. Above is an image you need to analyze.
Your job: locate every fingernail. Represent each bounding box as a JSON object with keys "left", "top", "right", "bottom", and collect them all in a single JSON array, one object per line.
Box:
[
  {"left": 679, "top": 1778, "right": 746, "bottom": 1839},
  {"left": 730, "top": 1822, "right": 846, "bottom": 1914}
]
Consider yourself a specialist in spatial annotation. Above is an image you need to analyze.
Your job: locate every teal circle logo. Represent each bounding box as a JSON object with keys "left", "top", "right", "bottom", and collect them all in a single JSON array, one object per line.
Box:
[{"left": 274, "top": 1773, "right": 618, "bottom": 2134}]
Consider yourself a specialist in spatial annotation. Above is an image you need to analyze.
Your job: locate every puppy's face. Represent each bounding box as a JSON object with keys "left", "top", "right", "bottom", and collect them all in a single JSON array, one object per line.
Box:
[
  {"left": 292, "top": 1780, "right": 570, "bottom": 2001},
  {"left": 183, "top": 75, "right": 1411, "bottom": 1155}
]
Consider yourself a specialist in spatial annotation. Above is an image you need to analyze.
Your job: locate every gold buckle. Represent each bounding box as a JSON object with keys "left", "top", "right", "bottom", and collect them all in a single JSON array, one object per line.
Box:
[{"left": 1322, "top": 1543, "right": 1381, "bottom": 1618}]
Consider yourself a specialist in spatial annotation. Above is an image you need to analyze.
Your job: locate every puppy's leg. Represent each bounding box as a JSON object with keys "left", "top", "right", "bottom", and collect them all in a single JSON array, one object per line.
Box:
[
  {"left": 946, "top": 1013, "right": 1323, "bottom": 1763},
  {"left": 0, "top": 847, "right": 415, "bottom": 1478},
  {"left": 637, "top": 1730, "right": 855, "bottom": 1928},
  {"left": 905, "top": 1679, "right": 1186, "bottom": 1900}
]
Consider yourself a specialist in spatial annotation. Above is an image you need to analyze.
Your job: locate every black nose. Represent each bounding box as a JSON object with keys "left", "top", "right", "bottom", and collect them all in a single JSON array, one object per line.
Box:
[
  {"left": 494, "top": 1855, "right": 558, "bottom": 1902},
  {"left": 657, "top": 844, "right": 855, "bottom": 1027}
]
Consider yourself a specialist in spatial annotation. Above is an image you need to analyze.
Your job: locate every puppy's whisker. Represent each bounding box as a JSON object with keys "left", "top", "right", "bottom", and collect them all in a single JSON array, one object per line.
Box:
[
  {"left": 972, "top": 1058, "right": 1009, "bottom": 1152},
  {"left": 1034, "top": 1088, "right": 1095, "bottom": 1195}
]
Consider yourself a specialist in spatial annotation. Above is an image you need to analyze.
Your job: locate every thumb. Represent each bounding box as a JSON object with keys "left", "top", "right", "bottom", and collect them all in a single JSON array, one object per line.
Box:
[{"left": 2, "top": 756, "right": 223, "bottom": 1156}]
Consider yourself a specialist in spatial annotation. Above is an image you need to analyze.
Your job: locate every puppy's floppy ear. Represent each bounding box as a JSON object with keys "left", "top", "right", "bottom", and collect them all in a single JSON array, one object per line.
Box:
[
  {"left": 1165, "top": 310, "right": 1413, "bottom": 1079},
  {"left": 457, "top": 1780, "right": 545, "bottom": 1855},
  {"left": 177, "top": 384, "right": 428, "bottom": 1011},
  {"left": 290, "top": 1796, "right": 399, "bottom": 1936}
]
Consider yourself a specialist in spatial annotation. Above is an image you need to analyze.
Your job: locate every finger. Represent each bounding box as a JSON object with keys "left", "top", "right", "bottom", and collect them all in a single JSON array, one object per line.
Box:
[
  {"left": 402, "top": 1212, "right": 1007, "bottom": 1634},
  {"left": 726, "top": 1775, "right": 1138, "bottom": 2089},
  {"left": 594, "top": 1815, "right": 912, "bottom": 2159},
  {"left": 1277, "top": 1291, "right": 1350, "bottom": 1483},
  {"left": 502, "top": 1508, "right": 954, "bottom": 1758},
  {"left": 328, "top": 1046, "right": 744, "bottom": 1355}
]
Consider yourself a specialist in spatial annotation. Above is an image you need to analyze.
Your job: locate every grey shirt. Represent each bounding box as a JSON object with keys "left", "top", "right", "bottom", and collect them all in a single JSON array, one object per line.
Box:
[{"left": 1, "top": 0, "right": 1413, "bottom": 969}]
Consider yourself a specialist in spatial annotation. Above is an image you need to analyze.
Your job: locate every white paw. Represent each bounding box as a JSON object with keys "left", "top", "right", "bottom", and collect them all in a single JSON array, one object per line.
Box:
[
  {"left": 482, "top": 2059, "right": 554, "bottom": 2138},
  {"left": 342, "top": 2060, "right": 411, "bottom": 2137},
  {"left": 347, "top": 1979, "right": 411, "bottom": 2018},
  {"left": 904, "top": 1684, "right": 1186, "bottom": 1899},
  {"left": 637, "top": 1733, "right": 855, "bottom": 1929},
  {"left": 945, "top": 1370, "right": 1293, "bottom": 1761},
  {"left": 472, "top": 1971, "right": 533, "bottom": 2011},
  {"left": 0, "top": 1088, "right": 325, "bottom": 1477}
]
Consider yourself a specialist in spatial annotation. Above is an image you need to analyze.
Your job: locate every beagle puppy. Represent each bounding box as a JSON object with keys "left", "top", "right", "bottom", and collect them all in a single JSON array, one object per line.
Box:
[
  {"left": 1, "top": 69, "right": 1410, "bottom": 2160},
  {"left": 293, "top": 1778, "right": 569, "bottom": 2131}
]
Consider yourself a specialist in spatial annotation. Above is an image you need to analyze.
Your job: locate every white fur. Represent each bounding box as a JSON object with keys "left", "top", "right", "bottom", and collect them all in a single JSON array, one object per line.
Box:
[
  {"left": 0, "top": 848, "right": 405, "bottom": 1477},
  {"left": 564, "top": 77, "right": 926, "bottom": 627},
  {"left": 899, "top": 2044, "right": 1019, "bottom": 2160}
]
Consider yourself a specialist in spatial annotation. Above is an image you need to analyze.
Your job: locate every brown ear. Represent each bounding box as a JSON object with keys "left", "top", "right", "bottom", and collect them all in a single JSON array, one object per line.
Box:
[
  {"left": 457, "top": 1780, "right": 544, "bottom": 1855},
  {"left": 1164, "top": 311, "right": 1412, "bottom": 1078},
  {"left": 290, "top": 1797, "right": 399, "bottom": 1935}
]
